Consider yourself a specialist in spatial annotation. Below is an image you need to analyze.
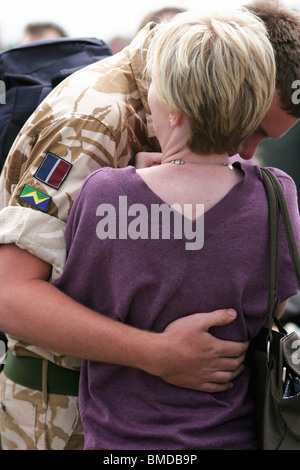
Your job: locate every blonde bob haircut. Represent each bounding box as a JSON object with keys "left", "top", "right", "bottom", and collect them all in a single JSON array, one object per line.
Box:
[{"left": 146, "top": 8, "right": 276, "bottom": 155}]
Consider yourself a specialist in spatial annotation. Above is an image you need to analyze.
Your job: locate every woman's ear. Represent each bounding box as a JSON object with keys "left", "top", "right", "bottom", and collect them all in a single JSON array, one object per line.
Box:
[{"left": 169, "top": 113, "right": 185, "bottom": 127}]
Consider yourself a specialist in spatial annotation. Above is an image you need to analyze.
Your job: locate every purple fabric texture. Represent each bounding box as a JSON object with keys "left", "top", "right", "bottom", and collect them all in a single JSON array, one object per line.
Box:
[{"left": 55, "top": 163, "right": 300, "bottom": 450}]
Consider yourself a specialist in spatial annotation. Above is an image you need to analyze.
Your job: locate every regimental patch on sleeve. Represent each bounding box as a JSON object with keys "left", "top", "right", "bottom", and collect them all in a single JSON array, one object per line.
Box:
[
  {"left": 34, "top": 152, "right": 72, "bottom": 189},
  {"left": 19, "top": 184, "right": 52, "bottom": 212}
]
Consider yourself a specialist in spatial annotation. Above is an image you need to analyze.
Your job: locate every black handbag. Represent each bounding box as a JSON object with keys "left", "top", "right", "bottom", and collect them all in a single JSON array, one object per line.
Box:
[{"left": 250, "top": 168, "right": 300, "bottom": 450}]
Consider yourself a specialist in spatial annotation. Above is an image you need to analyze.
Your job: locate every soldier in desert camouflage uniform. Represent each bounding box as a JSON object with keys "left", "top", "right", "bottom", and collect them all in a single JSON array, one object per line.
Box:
[
  {"left": 0, "top": 24, "right": 161, "bottom": 451},
  {"left": 0, "top": 1, "right": 299, "bottom": 450},
  {"left": 0, "top": 22, "right": 248, "bottom": 450}
]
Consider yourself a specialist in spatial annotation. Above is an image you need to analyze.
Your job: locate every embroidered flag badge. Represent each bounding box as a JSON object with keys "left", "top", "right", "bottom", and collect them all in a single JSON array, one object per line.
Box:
[
  {"left": 34, "top": 152, "right": 72, "bottom": 189},
  {"left": 19, "top": 184, "right": 52, "bottom": 212}
]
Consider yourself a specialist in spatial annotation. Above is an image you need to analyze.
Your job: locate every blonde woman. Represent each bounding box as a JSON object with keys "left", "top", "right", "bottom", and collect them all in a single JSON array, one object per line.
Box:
[{"left": 52, "top": 8, "right": 300, "bottom": 449}]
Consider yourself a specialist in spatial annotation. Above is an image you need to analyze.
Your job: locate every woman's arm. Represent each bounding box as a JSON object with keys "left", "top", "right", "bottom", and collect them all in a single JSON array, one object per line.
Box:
[{"left": 275, "top": 301, "right": 288, "bottom": 319}]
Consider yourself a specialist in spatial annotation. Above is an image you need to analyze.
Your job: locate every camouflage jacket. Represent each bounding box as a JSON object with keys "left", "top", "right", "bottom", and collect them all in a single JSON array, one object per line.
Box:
[{"left": 0, "top": 24, "right": 160, "bottom": 369}]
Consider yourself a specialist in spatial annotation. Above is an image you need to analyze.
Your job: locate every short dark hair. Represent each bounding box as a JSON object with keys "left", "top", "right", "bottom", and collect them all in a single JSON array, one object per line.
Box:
[
  {"left": 246, "top": 0, "right": 300, "bottom": 117},
  {"left": 24, "top": 22, "right": 67, "bottom": 39}
]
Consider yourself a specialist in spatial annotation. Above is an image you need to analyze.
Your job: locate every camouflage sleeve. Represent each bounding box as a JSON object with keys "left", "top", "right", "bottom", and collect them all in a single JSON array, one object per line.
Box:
[
  {"left": 0, "top": 29, "right": 150, "bottom": 367},
  {"left": 0, "top": 103, "right": 118, "bottom": 281},
  {"left": 0, "top": 34, "right": 152, "bottom": 285},
  {"left": 0, "top": 107, "right": 121, "bottom": 367}
]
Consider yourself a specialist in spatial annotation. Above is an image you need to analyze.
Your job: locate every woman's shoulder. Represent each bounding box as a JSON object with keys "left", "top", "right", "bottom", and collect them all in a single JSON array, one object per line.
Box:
[
  {"left": 264, "top": 166, "right": 297, "bottom": 186},
  {"left": 68, "top": 166, "right": 136, "bottom": 226},
  {"left": 258, "top": 166, "right": 298, "bottom": 205},
  {"left": 240, "top": 162, "right": 297, "bottom": 193},
  {"left": 81, "top": 166, "right": 135, "bottom": 192}
]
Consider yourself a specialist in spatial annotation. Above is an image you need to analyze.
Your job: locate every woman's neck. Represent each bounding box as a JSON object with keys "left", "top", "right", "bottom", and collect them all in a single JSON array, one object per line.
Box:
[{"left": 161, "top": 148, "right": 231, "bottom": 167}]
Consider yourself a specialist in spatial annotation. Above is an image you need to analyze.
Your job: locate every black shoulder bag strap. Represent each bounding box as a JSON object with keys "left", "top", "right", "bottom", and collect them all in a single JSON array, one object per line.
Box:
[{"left": 260, "top": 167, "right": 300, "bottom": 339}]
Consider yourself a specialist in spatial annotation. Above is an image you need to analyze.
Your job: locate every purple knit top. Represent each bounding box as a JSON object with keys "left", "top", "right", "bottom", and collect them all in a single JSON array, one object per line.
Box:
[{"left": 56, "top": 163, "right": 300, "bottom": 450}]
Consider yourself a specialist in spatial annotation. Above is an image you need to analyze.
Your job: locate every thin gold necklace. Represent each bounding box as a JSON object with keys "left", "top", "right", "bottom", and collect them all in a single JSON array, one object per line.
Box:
[{"left": 170, "top": 159, "right": 234, "bottom": 170}]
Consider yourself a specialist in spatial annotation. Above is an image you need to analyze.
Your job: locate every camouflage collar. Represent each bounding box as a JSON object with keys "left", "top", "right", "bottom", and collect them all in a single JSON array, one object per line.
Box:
[{"left": 129, "top": 23, "right": 156, "bottom": 139}]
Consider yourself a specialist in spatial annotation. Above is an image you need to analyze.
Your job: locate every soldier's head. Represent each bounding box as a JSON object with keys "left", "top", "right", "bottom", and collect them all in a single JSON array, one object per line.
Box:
[{"left": 239, "top": 0, "right": 300, "bottom": 159}]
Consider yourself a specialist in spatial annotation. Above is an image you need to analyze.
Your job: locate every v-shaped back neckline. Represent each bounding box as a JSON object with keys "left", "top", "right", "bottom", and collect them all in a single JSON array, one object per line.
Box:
[{"left": 113, "top": 163, "right": 254, "bottom": 238}]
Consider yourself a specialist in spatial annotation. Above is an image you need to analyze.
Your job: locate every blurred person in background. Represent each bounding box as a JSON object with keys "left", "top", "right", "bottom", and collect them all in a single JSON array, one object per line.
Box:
[
  {"left": 137, "top": 6, "right": 186, "bottom": 32},
  {"left": 109, "top": 6, "right": 185, "bottom": 54},
  {"left": 20, "top": 22, "right": 68, "bottom": 45},
  {"left": 109, "top": 36, "right": 131, "bottom": 54}
]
